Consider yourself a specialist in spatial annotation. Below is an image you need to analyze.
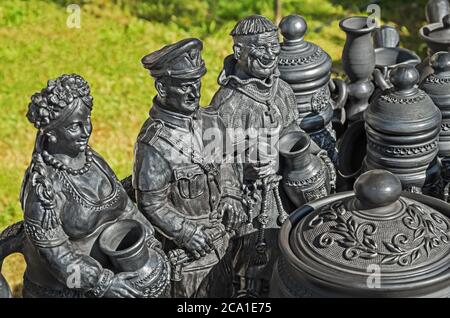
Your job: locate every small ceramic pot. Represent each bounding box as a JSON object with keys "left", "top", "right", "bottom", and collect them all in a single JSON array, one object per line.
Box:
[
  {"left": 279, "top": 131, "right": 334, "bottom": 208},
  {"left": 99, "top": 219, "right": 170, "bottom": 298}
]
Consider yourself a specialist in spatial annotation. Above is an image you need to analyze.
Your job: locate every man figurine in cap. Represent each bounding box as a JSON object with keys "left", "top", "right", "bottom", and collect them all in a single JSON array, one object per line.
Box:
[
  {"left": 133, "top": 38, "right": 245, "bottom": 297},
  {"left": 210, "top": 15, "right": 323, "bottom": 297}
]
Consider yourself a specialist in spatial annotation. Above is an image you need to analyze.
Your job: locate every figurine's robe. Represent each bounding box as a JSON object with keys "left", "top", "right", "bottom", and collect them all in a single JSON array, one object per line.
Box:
[{"left": 209, "top": 55, "right": 304, "bottom": 295}]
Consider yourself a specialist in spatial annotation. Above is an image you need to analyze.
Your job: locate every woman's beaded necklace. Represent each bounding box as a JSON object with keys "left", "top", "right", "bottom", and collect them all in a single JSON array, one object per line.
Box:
[{"left": 42, "top": 147, "right": 93, "bottom": 175}]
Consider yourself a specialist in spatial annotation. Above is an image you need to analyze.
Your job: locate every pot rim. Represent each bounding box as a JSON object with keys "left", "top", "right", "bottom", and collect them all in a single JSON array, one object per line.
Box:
[
  {"left": 339, "top": 16, "right": 377, "bottom": 34},
  {"left": 374, "top": 47, "right": 422, "bottom": 68},
  {"left": 99, "top": 219, "right": 146, "bottom": 257},
  {"left": 278, "top": 131, "right": 311, "bottom": 158}
]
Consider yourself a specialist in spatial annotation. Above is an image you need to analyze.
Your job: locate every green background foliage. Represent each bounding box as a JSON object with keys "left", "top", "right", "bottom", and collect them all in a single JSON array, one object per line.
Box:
[{"left": 0, "top": 0, "right": 431, "bottom": 296}]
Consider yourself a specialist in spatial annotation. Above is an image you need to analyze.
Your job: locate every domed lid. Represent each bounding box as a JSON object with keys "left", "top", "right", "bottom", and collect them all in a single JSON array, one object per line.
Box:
[
  {"left": 365, "top": 65, "right": 441, "bottom": 134},
  {"left": 278, "top": 14, "right": 332, "bottom": 85},
  {"left": 421, "top": 51, "right": 450, "bottom": 93},
  {"left": 285, "top": 170, "right": 450, "bottom": 295}
]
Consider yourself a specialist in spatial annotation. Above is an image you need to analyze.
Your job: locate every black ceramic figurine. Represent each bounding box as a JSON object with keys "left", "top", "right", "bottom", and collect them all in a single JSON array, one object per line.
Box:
[
  {"left": 134, "top": 38, "right": 245, "bottom": 298},
  {"left": 278, "top": 14, "right": 348, "bottom": 164},
  {"left": 271, "top": 169, "right": 450, "bottom": 297},
  {"left": 364, "top": 65, "right": 442, "bottom": 194},
  {"left": 210, "top": 15, "right": 333, "bottom": 298},
  {"left": 0, "top": 74, "right": 170, "bottom": 298}
]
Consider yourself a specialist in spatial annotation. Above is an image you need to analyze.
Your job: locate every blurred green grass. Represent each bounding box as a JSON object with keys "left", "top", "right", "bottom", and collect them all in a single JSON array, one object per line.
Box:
[{"left": 0, "top": 0, "right": 430, "bottom": 295}]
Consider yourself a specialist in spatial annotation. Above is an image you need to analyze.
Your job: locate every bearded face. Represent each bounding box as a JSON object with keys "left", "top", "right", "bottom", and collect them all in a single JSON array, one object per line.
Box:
[{"left": 233, "top": 31, "right": 281, "bottom": 80}]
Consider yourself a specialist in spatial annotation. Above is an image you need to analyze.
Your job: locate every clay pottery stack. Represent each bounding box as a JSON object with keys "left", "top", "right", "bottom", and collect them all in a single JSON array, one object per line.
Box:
[
  {"left": 364, "top": 65, "right": 442, "bottom": 193},
  {"left": 278, "top": 14, "right": 348, "bottom": 163}
]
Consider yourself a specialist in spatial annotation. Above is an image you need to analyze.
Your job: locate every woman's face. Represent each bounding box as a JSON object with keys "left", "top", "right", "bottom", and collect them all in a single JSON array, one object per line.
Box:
[{"left": 50, "top": 103, "right": 92, "bottom": 156}]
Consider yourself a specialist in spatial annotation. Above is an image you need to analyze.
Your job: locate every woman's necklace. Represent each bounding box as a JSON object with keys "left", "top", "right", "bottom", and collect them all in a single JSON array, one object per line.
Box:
[{"left": 42, "top": 146, "right": 93, "bottom": 175}]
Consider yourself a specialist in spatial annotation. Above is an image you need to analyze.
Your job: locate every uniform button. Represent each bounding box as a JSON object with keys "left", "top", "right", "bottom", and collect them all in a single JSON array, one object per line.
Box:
[
  {"left": 187, "top": 172, "right": 193, "bottom": 177},
  {"left": 211, "top": 195, "right": 216, "bottom": 202}
]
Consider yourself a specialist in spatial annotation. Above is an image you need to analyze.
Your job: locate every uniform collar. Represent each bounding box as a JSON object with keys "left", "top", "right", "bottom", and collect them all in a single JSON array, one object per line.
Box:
[{"left": 150, "top": 97, "right": 199, "bottom": 131}]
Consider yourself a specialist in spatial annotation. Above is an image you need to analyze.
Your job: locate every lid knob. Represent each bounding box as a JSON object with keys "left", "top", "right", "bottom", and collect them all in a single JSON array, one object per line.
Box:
[
  {"left": 389, "top": 64, "right": 419, "bottom": 91},
  {"left": 430, "top": 51, "right": 450, "bottom": 72},
  {"left": 280, "top": 14, "right": 307, "bottom": 42},
  {"left": 354, "top": 170, "right": 402, "bottom": 209}
]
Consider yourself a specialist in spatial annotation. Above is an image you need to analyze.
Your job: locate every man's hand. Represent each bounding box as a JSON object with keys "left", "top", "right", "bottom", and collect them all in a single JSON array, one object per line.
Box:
[
  {"left": 182, "top": 225, "right": 213, "bottom": 260},
  {"left": 219, "top": 197, "right": 247, "bottom": 235}
]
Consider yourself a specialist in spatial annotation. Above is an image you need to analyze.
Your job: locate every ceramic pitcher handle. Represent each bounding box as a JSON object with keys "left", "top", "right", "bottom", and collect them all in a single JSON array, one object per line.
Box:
[
  {"left": 329, "top": 78, "right": 348, "bottom": 109},
  {"left": 372, "top": 68, "right": 392, "bottom": 91}
]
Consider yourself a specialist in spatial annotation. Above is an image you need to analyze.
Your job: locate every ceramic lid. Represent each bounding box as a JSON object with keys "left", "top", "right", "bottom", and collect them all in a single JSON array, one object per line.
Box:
[
  {"left": 421, "top": 51, "right": 450, "bottom": 94},
  {"left": 365, "top": 65, "right": 441, "bottom": 135},
  {"left": 420, "top": 14, "right": 450, "bottom": 52},
  {"left": 284, "top": 169, "right": 450, "bottom": 296},
  {"left": 278, "top": 14, "right": 332, "bottom": 86},
  {"left": 425, "top": 14, "right": 450, "bottom": 39}
]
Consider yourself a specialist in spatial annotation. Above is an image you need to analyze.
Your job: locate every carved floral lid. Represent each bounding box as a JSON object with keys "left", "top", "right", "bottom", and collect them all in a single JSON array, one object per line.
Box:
[
  {"left": 282, "top": 170, "right": 450, "bottom": 296},
  {"left": 278, "top": 14, "right": 332, "bottom": 86},
  {"left": 365, "top": 65, "right": 441, "bottom": 135}
]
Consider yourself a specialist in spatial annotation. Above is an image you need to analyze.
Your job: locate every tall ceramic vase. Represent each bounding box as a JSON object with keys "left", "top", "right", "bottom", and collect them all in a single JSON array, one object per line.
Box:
[{"left": 339, "top": 16, "right": 376, "bottom": 122}]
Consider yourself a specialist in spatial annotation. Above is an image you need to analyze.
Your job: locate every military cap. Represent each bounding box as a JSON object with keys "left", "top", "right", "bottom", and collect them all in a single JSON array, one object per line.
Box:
[{"left": 141, "top": 38, "right": 206, "bottom": 79}]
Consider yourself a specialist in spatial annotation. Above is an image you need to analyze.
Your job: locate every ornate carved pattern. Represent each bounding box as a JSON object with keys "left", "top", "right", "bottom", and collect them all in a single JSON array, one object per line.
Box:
[
  {"left": 318, "top": 149, "right": 336, "bottom": 193},
  {"left": 278, "top": 47, "right": 324, "bottom": 66},
  {"left": 424, "top": 74, "right": 450, "bottom": 84},
  {"left": 24, "top": 154, "right": 69, "bottom": 247},
  {"left": 304, "top": 185, "right": 329, "bottom": 202},
  {"left": 308, "top": 201, "right": 450, "bottom": 266},
  {"left": 57, "top": 169, "right": 121, "bottom": 212},
  {"left": 24, "top": 221, "right": 68, "bottom": 248},
  {"left": 135, "top": 250, "right": 171, "bottom": 298},
  {"left": 310, "top": 126, "right": 338, "bottom": 165},
  {"left": 380, "top": 92, "right": 427, "bottom": 104},
  {"left": 285, "top": 163, "right": 326, "bottom": 187},
  {"left": 311, "top": 87, "right": 330, "bottom": 113},
  {"left": 368, "top": 139, "right": 438, "bottom": 157},
  {"left": 442, "top": 122, "right": 450, "bottom": 131}
]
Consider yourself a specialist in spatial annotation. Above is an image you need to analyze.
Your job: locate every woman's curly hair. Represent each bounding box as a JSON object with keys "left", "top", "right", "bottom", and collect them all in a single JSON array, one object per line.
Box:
[{"left": 27, "top": 74, "right": 93, "bottom": 129}]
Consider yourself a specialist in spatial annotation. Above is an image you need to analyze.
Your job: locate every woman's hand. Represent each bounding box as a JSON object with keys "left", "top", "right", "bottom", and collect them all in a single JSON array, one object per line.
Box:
[{"left": 103, "top": 272, "right": 142, "bottom": 298}]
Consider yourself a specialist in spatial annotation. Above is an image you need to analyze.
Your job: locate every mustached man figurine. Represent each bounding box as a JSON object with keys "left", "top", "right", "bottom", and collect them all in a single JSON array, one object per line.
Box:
[{"left": 133, "top": 38, "right": 246, "bottom": 297}]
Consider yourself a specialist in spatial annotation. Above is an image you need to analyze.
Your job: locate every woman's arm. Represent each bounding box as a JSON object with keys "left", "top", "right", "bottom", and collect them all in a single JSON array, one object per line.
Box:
[{"left": 23, "top": 155, "right": 140, "bottom": 297}]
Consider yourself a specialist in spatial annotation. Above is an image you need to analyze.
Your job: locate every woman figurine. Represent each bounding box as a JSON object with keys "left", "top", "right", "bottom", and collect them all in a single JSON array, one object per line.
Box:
[{"left": 12, "top": 74, "right": 169, "bottom": 298}]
